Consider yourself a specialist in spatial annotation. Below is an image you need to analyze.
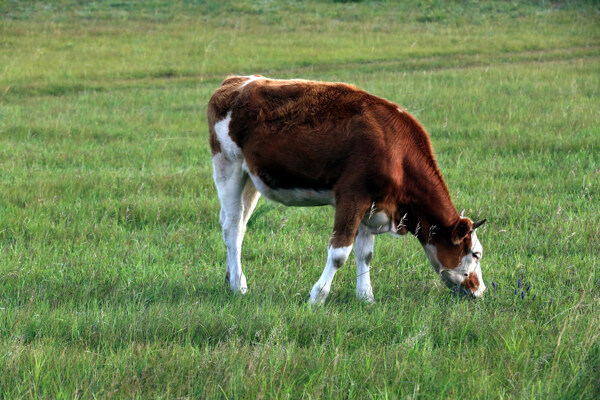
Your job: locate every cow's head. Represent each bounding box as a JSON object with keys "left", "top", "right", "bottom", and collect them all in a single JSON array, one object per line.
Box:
[{"left": 423, "top": 217, "right": 487, "bottom": 298}]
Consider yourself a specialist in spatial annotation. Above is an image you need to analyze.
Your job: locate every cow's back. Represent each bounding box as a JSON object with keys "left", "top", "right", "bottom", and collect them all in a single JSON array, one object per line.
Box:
[{"left": 209, "top": 77, "right": 403, "bottom": 192}]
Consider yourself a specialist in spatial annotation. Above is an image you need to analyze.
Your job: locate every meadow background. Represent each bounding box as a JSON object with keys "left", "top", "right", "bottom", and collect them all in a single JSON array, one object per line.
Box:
[{"left": 1, "top": 0, "right": 599, "bottom": 398}]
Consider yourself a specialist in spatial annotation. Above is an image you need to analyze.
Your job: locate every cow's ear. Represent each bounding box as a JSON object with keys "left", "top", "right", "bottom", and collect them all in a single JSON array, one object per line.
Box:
[{"left": 451, "top": 218, "right": 473, "bottom": 245}]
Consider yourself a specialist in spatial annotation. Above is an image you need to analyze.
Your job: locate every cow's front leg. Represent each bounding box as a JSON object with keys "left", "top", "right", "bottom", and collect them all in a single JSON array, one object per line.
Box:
[
  {"left": 309, "top": 245, "right": 353, "bottom": 305},
  {"left": 309, "top": 199, "right": 369, "bottom": 305},
  {"left": 355, "top": 223, "right": 375, "bottom": 303}
]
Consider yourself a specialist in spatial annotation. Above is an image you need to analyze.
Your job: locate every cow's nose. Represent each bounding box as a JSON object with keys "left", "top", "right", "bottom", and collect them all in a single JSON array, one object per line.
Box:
[{"left": 472, "top": 285, "right": 486, "bottom": 298}]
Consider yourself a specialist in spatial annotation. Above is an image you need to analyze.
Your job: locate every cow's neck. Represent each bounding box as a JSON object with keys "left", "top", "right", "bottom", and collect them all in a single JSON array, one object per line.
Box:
[
  {"left": 405, "top": 160, "right": 459, "bottom": 244},
  {"left": 391, "top": 119, "right": 460, "bottom": 243}
]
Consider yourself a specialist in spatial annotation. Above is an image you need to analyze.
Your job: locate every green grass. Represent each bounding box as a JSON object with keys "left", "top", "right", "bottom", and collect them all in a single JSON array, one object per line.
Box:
[{"left": 1, "top": 0, "right": 599, "bottom": 398}]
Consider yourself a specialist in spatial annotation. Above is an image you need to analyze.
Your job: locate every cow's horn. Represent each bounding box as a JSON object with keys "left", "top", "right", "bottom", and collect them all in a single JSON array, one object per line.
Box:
[{"left": 472, "top": 219, "right": 487, "bottom": 230}]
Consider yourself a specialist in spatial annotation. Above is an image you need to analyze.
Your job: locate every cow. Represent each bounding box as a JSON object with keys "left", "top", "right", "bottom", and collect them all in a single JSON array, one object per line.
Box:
[{"left": 207, "top": 75, "right": 487, "bottom": 304}]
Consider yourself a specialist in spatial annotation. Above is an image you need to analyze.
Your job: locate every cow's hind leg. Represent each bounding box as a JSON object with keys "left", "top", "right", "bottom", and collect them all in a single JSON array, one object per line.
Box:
[
  {"left": 213, "top": 153, "right": 257, "bottom": 294},
  {"left": 242, "top": 179, "right": 260, "bottom": 228},
  {"left": 355, "top": 223, "right": 375, "bottom": 303},
  {"left": 223, "top": 179, "right": 260, "bottom": 285}
]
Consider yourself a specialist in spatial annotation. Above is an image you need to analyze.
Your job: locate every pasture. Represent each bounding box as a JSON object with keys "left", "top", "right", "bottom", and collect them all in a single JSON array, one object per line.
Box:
[{"left": 1, "top": 0, "right": 599, "bottom": 398}]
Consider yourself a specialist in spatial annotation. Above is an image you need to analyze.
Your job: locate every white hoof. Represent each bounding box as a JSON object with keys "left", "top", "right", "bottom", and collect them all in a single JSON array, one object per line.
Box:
[
  {"left": 357, "top": 290, "right": 375, "bottom": 304},
  {"left": 230, "top": 274, "right": 248, "bottom": 294},
  {"left": 309, "top": 283, "right": 330, "bottom": 305}
]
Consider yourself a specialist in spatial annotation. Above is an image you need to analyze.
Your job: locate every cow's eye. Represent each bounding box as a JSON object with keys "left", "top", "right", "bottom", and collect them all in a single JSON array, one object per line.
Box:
[{"left": 472, "top": 251, "right": 481, "bottom": 260}]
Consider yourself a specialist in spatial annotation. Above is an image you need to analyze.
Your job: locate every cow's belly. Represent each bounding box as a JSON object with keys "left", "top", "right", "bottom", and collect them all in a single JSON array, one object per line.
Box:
[{"left": 244, "top": 164, "right": 334, "bottom": 207}]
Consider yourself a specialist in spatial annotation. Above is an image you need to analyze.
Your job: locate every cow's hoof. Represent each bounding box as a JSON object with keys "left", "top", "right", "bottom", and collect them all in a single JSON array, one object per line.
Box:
[
  {"left": 309, "top": 284, "right": 329, "bottom": 306},
  {"left": 357, "top": 290, "right": 375, "bottom": 304},
  {"left": 229, "top": 273, "right": 248, "bottom": 295}
]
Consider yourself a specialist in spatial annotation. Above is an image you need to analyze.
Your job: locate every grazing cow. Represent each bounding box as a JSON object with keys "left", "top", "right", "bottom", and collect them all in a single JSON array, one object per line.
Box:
[{"left": 208, "top": 75, "right": 487, "bottom": 304}]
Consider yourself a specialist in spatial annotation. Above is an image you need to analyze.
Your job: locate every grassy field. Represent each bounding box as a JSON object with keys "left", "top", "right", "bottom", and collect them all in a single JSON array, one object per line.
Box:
[{"left": 1, "top": 0, "right": 599, "bottom": 398}]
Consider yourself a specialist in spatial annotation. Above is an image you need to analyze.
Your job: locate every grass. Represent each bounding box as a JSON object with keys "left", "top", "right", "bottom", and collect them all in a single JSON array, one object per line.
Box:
[{"left": 1, "top": 0, "right": 599, "bottom": 398}]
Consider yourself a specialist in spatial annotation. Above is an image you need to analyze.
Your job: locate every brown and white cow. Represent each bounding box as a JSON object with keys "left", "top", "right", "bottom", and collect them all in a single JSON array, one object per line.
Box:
[{"left": 208, "top": 75, "right": 486, "bottom": 304}]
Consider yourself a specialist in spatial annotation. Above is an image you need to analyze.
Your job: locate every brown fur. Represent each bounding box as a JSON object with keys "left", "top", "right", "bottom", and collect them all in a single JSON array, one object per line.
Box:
[
  {"left": 208, "top": 76, "right": 469, "bottom": 263},
  {"left": 461, "top": 271, "right": 480, "bottom": 292},
  {"left": 436, "top": 227, "right": 473, "bottom": 269}
]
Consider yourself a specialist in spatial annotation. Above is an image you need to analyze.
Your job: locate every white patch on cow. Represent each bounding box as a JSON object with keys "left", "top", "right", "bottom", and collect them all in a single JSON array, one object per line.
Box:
[
  {"left": 362, "top": 211, "right": 389, "bottom": 231},
  {"left": 424, "top": 232, "right": 486, "bottom": 298},
  {"left": 471, "top": 231, "right": 483, "bottom": 256},
  {"left": 397, "top": 107, "right": 405, "bottom": 114},
  {"left": 243, "top": 164, "right": 334, "bottom": 207},
  {"left": 310, "top": 245, "right": 353, "bottom": 305},
  {"left": 470, "top": 265, "right": 486, "bottom": 297},
  {"left": 455, "top": 232, "right": 483, "bottom": 276},
  {"left": 465, "top": 231, "right": 486, "bottom": 297},
  {"left": 423, "top": 244, "right": 442, "bottom": 274},
  {"left": 214, "top": 111, "right": 241, "bottom": 159},
  {"left": 361, "top": 211, "right": 403, "bottom": 236},
  {"left": 240, "top": 75, "right": 264, "bottom": 88},
  {"left": 261, "top": 187, "right": 334, "bottom": 207},
  {"left": 239, "top": 75, "right": 312, "bottom": 89}
]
